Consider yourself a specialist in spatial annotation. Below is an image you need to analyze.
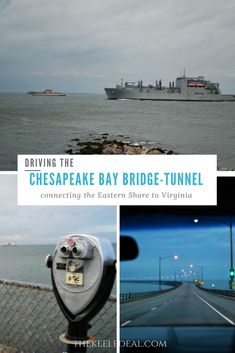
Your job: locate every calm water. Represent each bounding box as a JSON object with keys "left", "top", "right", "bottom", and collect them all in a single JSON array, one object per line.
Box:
[
  {"left": 0, "top": 244, "right": 116, "bottom": 294},
  {"left": 0, "top": 244, "right": 55, "bottom": 285},
  {"left": 121, "top": 281, "right": 172, "bottom": 293},
  {"left": 203, "top": 279, "right": 232, "bottom": 290},
  {"left": 0, "top": 93, "right": 235, "bottom": 170},
  {"left": 120, "top": 279, "right": 231, "bottom": 293}
]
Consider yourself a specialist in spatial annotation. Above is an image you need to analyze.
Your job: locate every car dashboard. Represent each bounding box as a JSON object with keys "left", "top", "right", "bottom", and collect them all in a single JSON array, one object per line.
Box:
[{"left": 120, "top": 326, "right": 235, "bottom": 353}]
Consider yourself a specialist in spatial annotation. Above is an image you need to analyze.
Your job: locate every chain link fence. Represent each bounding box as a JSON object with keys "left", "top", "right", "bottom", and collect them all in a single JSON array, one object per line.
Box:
[{"left": 0, "top": 279, "right": 116, "bottom": 353}]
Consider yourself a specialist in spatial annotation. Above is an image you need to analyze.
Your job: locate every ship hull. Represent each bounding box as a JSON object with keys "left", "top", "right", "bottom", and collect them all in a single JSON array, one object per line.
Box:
[
  {"left": 104, "top": 88, "right": 235, "bottom": 102},
  {"left": 30, "top": 93, "right": 66, "bottom": 96}
]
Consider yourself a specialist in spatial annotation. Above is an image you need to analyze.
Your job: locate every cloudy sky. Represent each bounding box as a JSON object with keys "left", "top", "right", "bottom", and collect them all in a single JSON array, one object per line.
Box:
[
  {"left": 0, "top": 0, "right": 235, "bottom": 93},
  {"left": 0, "top": 175, "right": 116, "bottom": 244}
]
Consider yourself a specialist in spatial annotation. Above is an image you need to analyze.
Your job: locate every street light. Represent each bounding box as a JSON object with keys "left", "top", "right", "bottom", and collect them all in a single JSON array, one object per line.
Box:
[
  {"left": 194, "top": 216, "right": 234, "bottom": 290},
  {"left": 159, "top": 255, "right": 179, "bottom": 290},
  {"left": 175, "top": 266, "right": 197, "bottom": 282},
  {"left": 174, "top": 268, "right": 189, "bottom": 281}
]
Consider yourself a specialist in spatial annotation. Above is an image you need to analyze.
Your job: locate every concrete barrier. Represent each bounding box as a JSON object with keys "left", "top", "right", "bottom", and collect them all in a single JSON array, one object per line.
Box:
[
  {"left": 196, "top": 285, "right": 235, "bottom": 298},
  {"left": 120, "top": 281, "right": 182, "bottom": 303}
]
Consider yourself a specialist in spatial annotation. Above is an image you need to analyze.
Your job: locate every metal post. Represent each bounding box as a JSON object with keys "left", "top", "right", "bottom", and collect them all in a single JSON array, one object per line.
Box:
[
  {"left": 201, "top": 266, "right": 204, "bottom": 284},
  {"left": 66, "top": 322, "right": 90, "bottom": 353},
  {"left": 230, "top": 219, "right": 233, "bottom": 269},
  {"left": 229, "top": 217, "right": 234, "bottom": 290},
  {"left": 159, "top": 257, "right": 161, "bottom": 291}
]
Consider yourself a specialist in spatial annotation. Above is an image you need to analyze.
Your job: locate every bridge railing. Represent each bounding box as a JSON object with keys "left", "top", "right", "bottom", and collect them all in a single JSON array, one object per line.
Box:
[
  {"left": 196, "top": 285, "right": 235, "bottom": 298},
  {"left": 120, "top": 281, "right": 182, "bottom": 304}
]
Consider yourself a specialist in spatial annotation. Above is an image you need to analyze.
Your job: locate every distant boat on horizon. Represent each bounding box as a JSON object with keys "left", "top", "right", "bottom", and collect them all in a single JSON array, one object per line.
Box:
[
  {"left": 0, "top": 242, "right": 18, "bottom": 247},
  {"left": 27, "top": 89, "right": 66, "bottom": 96}
]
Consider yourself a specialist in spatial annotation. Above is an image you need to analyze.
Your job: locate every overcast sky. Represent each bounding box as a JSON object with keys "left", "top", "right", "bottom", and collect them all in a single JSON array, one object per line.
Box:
[
  {"left": 0, "top": 175, "right": 116, "bottom": 244},
  {"left": 0, "top": 0, "right": 235, "bottom": 93}
]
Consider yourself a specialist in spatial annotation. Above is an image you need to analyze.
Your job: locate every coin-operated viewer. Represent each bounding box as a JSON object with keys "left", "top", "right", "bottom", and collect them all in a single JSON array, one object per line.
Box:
[{"left": 46, "top": 234, "right": 116, "bottom": 353}]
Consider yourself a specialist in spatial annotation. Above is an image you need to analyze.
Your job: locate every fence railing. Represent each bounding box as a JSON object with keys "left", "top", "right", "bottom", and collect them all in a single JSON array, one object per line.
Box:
[
  {"left": 120, "top": 281, "right": 182, "bottom": 304},
  {"left": 0, "top": 279, "right": 116, "bottom": 353},
  {"left": 196, "top": 285, "right": 235, "bottom": 298}
]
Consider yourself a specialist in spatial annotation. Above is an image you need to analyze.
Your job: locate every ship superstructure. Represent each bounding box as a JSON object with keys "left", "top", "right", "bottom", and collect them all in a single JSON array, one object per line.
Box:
[
  {"left": 27, "top": 89, "right": 66, "bottom": 96},
  {"left": 105, "top": 75, "right": 235, "bottom": 101}
]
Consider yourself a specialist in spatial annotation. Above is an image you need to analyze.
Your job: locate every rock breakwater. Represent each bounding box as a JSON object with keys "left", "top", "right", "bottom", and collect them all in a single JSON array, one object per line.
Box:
[{"left": 66, "top": 134, "right": 175, "bottom": 155}]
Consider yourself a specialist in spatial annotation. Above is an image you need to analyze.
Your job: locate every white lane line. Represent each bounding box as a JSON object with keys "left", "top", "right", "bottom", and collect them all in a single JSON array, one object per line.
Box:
[
  {"left": 193, "top": 290, "right": 235, "bottom": 326},
  {"left": 121, "top": 320, "right": 132, "bottom": 327},
  {"left": 151, "top": 307, "right": 157, "bottom": 311}
]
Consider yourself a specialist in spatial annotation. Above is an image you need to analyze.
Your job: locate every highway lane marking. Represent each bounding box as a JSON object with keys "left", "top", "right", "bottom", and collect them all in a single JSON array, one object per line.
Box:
[
  {"left": 193, "top": 290, "right": 235, "bottom": 326},
  {"left": 122, "top": 301, "right": 164, "bottom": 324},
  {"left": 151, "top": 301, "right": 169, "bottom": 311},
  {"left": 151, "top": 303, "right": 163, "bottom": 311},
  {"left": 121, "top": 320, "right": 132, "bottom": 327}
]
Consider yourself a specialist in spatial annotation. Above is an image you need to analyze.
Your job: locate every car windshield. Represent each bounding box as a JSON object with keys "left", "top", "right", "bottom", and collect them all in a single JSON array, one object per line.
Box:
[{"left": 120, "top": 204, "right": 235, "bottom": 327}]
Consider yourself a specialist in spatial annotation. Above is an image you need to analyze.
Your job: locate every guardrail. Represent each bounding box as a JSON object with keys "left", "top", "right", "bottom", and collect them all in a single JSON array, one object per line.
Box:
[
  {"left": 121, "top": 280, "right": 181, "bottom": 286},
  {"left": 196, "top": 285, "right": 235, "bottom": 298},
  {"left": 120, "top": 281, "right": 182, "bottom": 304},
  {"left": 0, "top": 279, "right": 116, "bottom": 353}
]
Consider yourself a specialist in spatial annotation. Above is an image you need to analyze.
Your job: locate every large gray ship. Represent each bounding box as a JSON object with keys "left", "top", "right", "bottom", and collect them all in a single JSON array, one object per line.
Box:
[{"left": 105, "top": 74, "right": 235, "bottom": 101}]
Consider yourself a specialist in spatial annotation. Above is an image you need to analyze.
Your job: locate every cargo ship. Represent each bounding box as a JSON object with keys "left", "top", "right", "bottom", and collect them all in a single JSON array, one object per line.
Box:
[
  {"left": 0, "top": 242, "right": 17, "bottom": 247},
  {"left": 105, "top": 74, "right": 235, "bottom": 101},
  {"left": 27, "top": 89, "right": 66, "bottom": 96}
]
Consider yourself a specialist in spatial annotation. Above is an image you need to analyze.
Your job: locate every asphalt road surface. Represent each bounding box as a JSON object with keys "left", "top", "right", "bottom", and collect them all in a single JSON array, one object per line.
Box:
[{"left": 121, "top": 283, "right": 235, "bottom": 326}]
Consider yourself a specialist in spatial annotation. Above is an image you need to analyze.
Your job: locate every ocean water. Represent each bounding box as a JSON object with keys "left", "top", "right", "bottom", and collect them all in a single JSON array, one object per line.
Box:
[
  {"left": 203, "top": 279, "right": 232, "bottom": 290},
  {"left": 0, "top": 93, "right": 235, "bottom": 170},
  {"left": 0, "top": 244, "right": 116, "bottom": 294},
  {"left": 121, "top": 281, "right": 172, "bottom": 293},
  {"left": 0, "top": 244, "right": 55, "bottom": 285},
  {"left": 120, "top": 279, "right": 232, "bottom": 293}
]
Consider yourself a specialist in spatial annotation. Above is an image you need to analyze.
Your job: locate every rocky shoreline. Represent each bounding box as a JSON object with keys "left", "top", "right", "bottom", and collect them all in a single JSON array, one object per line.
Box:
[
  {"left": 66, "top": 133, "right": 175, "bottom": 155},
  {"left": 65, "top": 133, "right": 232, "bottom": 170}
]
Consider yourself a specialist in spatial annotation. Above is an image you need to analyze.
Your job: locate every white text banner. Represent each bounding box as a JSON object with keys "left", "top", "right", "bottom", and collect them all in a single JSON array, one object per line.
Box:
[{"left": 17, "top": 155, "right": 217, "bottom": 205}]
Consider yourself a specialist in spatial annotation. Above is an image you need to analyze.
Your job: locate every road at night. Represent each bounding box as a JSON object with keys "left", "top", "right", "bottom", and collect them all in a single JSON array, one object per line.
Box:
[{"left": 121, "top": 283, "right": 235, "bottom": 326}]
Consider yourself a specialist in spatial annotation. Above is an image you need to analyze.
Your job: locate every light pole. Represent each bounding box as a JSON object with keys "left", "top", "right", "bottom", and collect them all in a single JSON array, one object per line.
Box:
[
  {"left": 194, "top": 216, "right": 234, "bottom": 290},
  {"left": 229, "top": 218, "right": 234, "bottom": 289},
  {"left": 159, "top": 255, "right": 178, "bottom": 290}
]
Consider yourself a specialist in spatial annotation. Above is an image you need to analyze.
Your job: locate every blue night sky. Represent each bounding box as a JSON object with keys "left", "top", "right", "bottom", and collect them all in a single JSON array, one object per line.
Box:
[
  {"left": 120, "top": 178, "right": 235, "bottom": 283},
  {"left": 120, "top": 208, "right": 234, "bottom": 282}
]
